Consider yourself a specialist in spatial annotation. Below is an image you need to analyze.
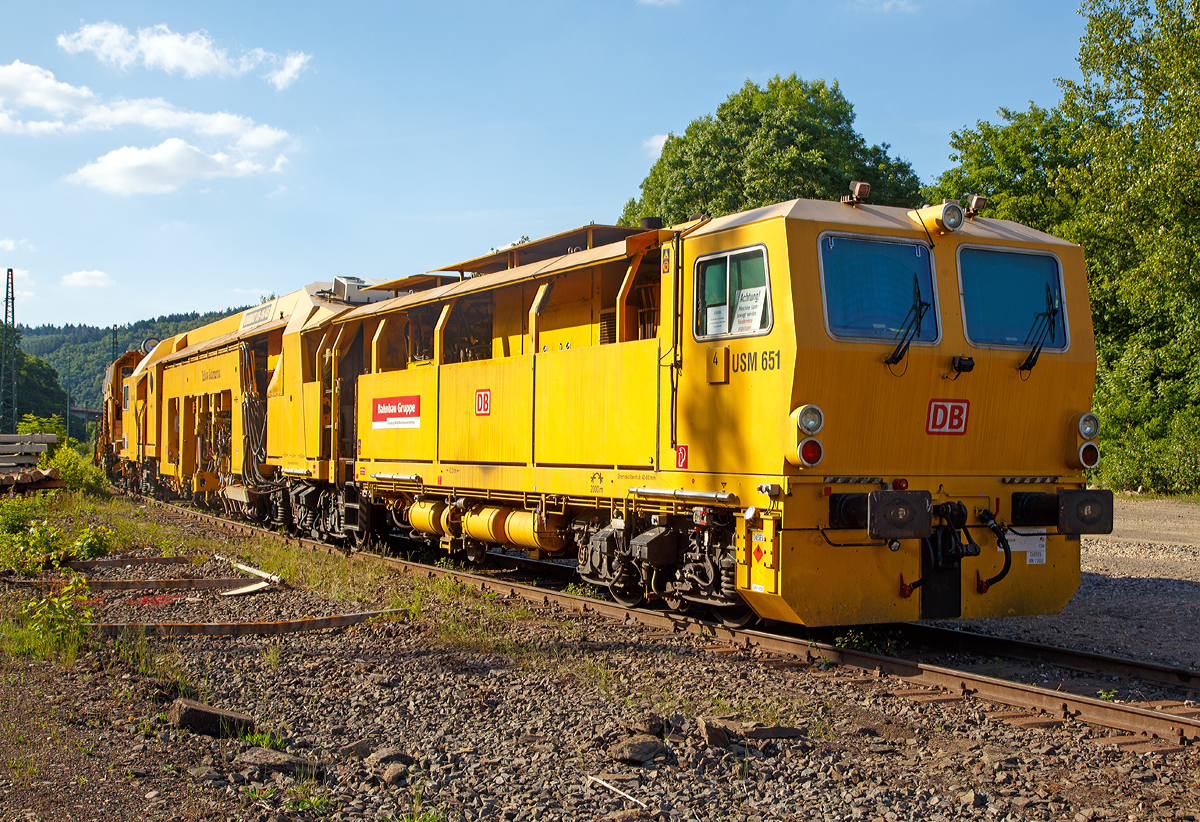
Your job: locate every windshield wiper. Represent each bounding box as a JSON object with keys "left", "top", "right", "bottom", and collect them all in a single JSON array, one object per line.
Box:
[
  {"left": 884, "top": 274, "right": 931, "bottom": 366},
  {"left": 1018, "top": 283, "right": 1061, "bottom": 372}
]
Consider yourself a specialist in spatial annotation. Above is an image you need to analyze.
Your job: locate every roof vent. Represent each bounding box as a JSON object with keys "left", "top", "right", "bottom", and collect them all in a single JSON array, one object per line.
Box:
[
  {"left": 333, "top": 276, "right": 388, "bottom": 304},
  {"left": 640, "top": 217, "right": 663, "bottom": 230}
]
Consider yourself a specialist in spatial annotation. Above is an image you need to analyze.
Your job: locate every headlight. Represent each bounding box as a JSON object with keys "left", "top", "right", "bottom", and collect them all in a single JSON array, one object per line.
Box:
[
  {"left": 796, "top": 404, "right": 824, "bottom": 435},
  {"left": 939, "top": 202, "right": 965, "bottom": 231},
  {"left": 1078, "top": 412, "right": 1100, "bottom": 440}
]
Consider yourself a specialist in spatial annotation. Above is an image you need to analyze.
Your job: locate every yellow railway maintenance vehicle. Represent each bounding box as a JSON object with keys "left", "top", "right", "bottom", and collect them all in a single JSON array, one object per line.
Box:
[
  {"left": 96, "top": 347, "right": 145, "bottom": 477},
  {"left": 105, "top": 189, "right": 1113, "bottom": 628}
]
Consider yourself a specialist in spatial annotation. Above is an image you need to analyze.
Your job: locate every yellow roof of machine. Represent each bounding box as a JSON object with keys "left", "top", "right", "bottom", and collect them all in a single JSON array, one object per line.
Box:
[
  {"left": 341, "top": 228, "right": 672, "bottom": 322},
  {"left": 432, "top": 224, "right": 645, "bottom": 275},
  {"left": 361, "top": 272, "right": 463, "bottom": 294}
]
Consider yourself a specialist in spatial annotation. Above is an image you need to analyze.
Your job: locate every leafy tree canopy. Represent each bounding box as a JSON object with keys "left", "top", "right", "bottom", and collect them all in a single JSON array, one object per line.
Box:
[
  {"left": 0, "top": 326, "right": 69, "bottom": 432},
  {"left": 925, "top": 0, "right": 1200, "bottom": 492},
  {"left": 618, "top": 74, "right": 922, "bottom": 227}
]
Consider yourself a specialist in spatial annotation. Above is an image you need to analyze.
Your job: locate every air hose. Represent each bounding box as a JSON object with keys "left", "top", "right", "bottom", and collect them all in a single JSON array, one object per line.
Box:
[{"left": 976, "top": 509, "right": 1011, "bottom": 593}]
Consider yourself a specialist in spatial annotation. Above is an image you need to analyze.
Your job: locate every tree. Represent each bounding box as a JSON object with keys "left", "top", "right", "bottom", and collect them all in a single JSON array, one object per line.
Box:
[
  {"left": 0, "top": 325, "right": 69, "bottom": 430},
  {"left": 924, "top": 0, "right": 1200, "bottom": 491},
  {"left": 619, "top": 74, "right": 922, "bottom": 227}
]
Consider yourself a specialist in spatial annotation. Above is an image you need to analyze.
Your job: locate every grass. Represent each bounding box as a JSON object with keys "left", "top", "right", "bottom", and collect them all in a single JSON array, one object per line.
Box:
[
  {"left": 284, "top": 779, "right": 331, "bottom": 813},
  {"left": 241, "top": 730, "right": 286, "bottom": 751},
  {"left": 261, "top": 644, "right": 281, "bottom": 669},
  {"left": 833, "top": 626, "right": 907, "bottom": 658}
]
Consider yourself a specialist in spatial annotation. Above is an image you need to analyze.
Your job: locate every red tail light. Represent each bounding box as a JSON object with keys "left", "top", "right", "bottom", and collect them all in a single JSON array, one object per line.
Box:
[
  {"left": 1079, "top": 442, "right": 1100, "bottom": 469},
  {"left": 799, "top": 437, "right": 823, "bottom": 467},
  {"left": 892, "top": 478, "right": 909, "bottom": 491}
]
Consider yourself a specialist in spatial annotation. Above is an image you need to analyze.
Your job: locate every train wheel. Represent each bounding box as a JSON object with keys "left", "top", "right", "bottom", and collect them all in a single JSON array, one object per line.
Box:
[
  {"left": 714, "top": 603, "right": 758, "bottom": 629},
  {"left": 464, "top": 542, "right": 487, "bottom": 564},
  {"left": 665, "top": 596, "right": 690, "bottom": 614}
]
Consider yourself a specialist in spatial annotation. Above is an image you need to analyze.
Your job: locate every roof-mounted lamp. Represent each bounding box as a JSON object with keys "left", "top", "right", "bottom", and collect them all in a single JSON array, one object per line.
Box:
[{"left": 841, "top": 180, "right": 872, "bottom": 206}]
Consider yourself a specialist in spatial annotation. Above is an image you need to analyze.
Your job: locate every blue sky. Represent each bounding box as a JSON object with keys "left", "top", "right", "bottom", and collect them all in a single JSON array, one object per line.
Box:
[{"left": 1, "top": 1, "right": 1087, "bottom": 327}]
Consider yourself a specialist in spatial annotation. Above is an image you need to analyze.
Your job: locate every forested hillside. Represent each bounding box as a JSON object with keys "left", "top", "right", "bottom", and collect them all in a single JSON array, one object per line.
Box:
[{"left": 19, "top": 308, "right": 247, "bottom": 411}]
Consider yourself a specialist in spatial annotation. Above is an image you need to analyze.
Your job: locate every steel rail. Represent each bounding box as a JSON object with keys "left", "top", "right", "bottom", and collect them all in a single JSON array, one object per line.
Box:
[
  {"left": 86, "top": 578, "right": 252, "bottom": 592},
  {"left": 129, "top": 495, "right": 1199, "bottom": 744},
  {"left": 902, "top": 623, "right": 1199, "bottom": 689},
  {"left": 87, "top": 609, "right": 407, "bottom": 638}
]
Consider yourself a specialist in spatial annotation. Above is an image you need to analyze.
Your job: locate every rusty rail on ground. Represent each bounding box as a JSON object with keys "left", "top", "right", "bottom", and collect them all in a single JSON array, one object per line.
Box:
[{"left": 128, "top": 494, "right": 1200, "bottom": 746}]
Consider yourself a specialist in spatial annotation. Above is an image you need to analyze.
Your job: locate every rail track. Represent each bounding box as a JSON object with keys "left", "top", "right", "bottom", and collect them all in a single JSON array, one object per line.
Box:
[{"left": 115, "top": 494, "right": 1200, "bottom": 754}]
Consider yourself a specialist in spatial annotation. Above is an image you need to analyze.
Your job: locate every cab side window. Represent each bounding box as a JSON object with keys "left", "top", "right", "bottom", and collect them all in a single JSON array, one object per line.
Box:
[{"left": 695, "top": 247, "right": 771, "bottom": 339}]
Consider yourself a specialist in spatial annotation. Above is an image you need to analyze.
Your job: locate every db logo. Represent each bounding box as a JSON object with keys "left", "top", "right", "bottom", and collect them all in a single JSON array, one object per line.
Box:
[
  {"left": 926, "top": 399, "right": 969, "bottom": 435},
  {"left": 676, "top": 444, "right": 689, "bottom": 469},
  {"left": 475, "top": 389, "right": 491, "bottom": 416}
]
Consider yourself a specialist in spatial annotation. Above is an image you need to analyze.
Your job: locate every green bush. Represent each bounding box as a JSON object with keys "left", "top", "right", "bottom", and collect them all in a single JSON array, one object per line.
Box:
[
  {"left": 0, "top": 496, "right": 44, "bottom": 535},
  {"left": 73, "top": 524, "right": 113, "bottom": 559},
  {"left": 47, "top": 448, "right": 109, "bottom": 498},
  {"left": 0, "top": 532, "right": 42, "bottom": 576},
  {"left": 23, "top": 575, "right": 93, "bottom": 641}
]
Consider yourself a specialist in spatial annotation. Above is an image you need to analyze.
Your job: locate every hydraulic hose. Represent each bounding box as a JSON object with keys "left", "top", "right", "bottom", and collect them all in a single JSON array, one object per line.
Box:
[{"left": 977, "top": 509, "right": 1011, "bottom": 593}]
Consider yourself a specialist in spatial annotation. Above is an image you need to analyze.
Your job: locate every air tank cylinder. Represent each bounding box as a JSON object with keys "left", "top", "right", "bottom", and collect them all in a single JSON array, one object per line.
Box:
[{"left": 407, "top": 500, "right": 447, "bottom": 536}]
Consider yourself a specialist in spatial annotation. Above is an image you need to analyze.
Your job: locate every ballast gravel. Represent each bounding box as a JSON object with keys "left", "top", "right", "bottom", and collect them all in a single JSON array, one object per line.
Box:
[{"left": 2, "top": 497, "right": 1199, "bottom": 821}]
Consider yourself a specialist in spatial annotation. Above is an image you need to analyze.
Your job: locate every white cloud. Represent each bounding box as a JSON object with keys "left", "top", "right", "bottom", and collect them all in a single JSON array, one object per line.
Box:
[
  {"left": 0, "top": 62, "right": 287, "bottom": 149},
  {"left": 643, "top": 133, "right": 668, "bottom": 157},
  {"left": 13, "top": 268, "right": 31, "bottom": 284},
  {"left": 0, "top": 238, "right": 34, "bottom": 252},
  {"left": 61, "top": 269, "right": 113, "bottom": 287},
  {"left": 0, "top": 60, "right": 94, "bottom": 113},
  {"left": 67, "top": 137, "right": 263, "bottom": 195},
  {"left": 0, "top": 239, "right": 13, "bottom": 251},
  {"left": 58, "top": 22, "right": 311, "bottom": 87},
  {"left": 0, "top": 59, "right": 290, "bottom": 193},
  {"left": 266, "top": 52, "right": 311, "bottom": 90}
]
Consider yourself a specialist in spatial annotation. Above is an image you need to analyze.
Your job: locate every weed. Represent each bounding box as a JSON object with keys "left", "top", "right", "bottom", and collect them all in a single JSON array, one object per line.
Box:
[
  {"left": 242, "top": 730, "right": 286, "bottom": 751},
  {"left": 833, "top": 627, "right": 907, "bottom": 657},
  {"left": 1097, "top": 688, "right": 1119, "bottom": 702},
  {"left": 73, "top": 739, "right": 95, "bottom": 756},
  {"left": 390, "top": 779, "right": 443, "bottom": 822},
  {"left": 72, "top": 525, "right": 113, "bottom": 560},
  {"left": 562, "top": 581, "right": 604, "bottom": 599},
  {"left": 261, "top": 644, "right": 281, "bottom": 669},
  {"left": 285, "top": 779, "right": 331, "bottom": 812},
  {"left": 244, "top": 785, "right": 277, "bottom": 803}
]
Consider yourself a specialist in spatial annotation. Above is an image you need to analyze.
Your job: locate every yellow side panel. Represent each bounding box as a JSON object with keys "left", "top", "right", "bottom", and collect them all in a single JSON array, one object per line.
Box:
[
  {"left": 439, "top": 356, "right": 533, "bottom": 464},
  {"left": 535, "top": 340, "right": 658, "bottom": 468},
  {"left": 772, "top": 530, "right": 922, "bottom": 626},
  {"left": 959, "top": 532, "right": 1080, "bottom": 619},
  {"left": 538, "top": 270, "right": 596, "bottom": 353},
  {"left": 303, "top": 381, "right": 324, "bottom": 461},
  {"left": 357, "top": 367, "right": 438, "bottom": 463},
  {"left": 269, "top": 334, "right": 308, "bottom": 464},
  {"left": 492, "top": 285, "right": 526, "bottom": 358}
]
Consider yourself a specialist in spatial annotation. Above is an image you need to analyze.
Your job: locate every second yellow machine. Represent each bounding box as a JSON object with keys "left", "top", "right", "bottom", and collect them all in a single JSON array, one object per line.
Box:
[{"left": 104, "top": 189, "right": 1113, "bottom": 627}]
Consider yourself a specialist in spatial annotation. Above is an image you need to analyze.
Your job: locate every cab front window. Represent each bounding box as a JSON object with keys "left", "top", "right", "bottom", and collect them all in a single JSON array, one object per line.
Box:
[
  {"left": 819, "top": 235, "right": 938, "bottom": 343},
  {"left": 959, "top": 247, "right": 1067, "bottom": 350},
  {"left": 694, "top": 247, "right": 772, "bottom": 339}
]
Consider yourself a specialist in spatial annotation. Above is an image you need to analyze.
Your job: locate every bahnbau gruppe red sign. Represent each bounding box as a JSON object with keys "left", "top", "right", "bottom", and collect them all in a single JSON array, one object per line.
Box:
[
  {"left": 926, "top": 399, "right": 969, "bottom": 435},
  {"left": 372, "top": 395, "right": 420, "bottom": 429}
]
